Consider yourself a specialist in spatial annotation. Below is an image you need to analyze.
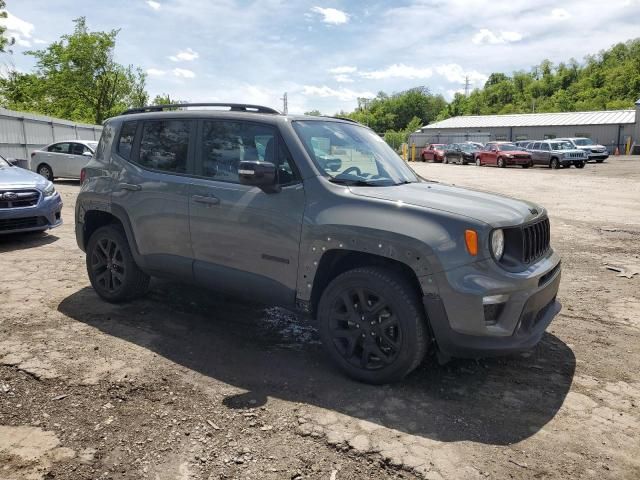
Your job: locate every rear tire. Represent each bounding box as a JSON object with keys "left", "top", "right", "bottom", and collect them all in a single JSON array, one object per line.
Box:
[
  {"left": 86, "top": 224, "right": 150, "bottom": 303},
  {"left": 37, "top": 164, "right": 54, "bottom": 181},
  {"left": 317, "top": 267, "right": 428, "bottom": 384},
  {"left": 476, "top": 158, "right": 481, "bottom": 166}
]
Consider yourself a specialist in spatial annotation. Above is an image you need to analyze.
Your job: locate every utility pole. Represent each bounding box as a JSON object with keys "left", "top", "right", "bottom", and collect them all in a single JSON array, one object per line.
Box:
[
  {"left": 281, "top": 92, "right": 288, "bottom": 114},
  {"left": 463, "top": 76, "right": 471, "bottom": 97}
]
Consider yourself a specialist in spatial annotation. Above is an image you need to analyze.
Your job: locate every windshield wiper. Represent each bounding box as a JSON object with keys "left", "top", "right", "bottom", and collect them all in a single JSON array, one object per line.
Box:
[{"left": 329, "top": 178, "right": 390, "bottom": 187}]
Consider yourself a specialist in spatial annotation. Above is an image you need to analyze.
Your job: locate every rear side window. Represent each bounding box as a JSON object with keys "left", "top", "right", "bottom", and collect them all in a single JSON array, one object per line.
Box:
[
  {"left": 117, "top": 121, "right": 138, "bottom": 160},
  {"left": 138, "top": 120, "right": 190, "bottom": 173},
  {"left": 48, "top": 143, "right": 70, "bottom": 154}
]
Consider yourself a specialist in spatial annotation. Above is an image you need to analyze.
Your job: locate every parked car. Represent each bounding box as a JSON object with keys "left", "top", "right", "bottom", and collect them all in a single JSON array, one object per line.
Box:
[
  {"left": 556, "top": 137, "right": 608, "bottom": 162},
  {"left": 420, "top": 143, "right": 446, "bottom": 162},
  {"left": 0, "top": 153, "right": 63, "bottom": 235},
  {"left": 527, "top": 140, "right": 587, "bottom": 169},
  {"left": 76, "top": 102, "right": 561, "bottom": 384},
  {"left": 30, "top": 140, "right": 99, "bottom": 181},
  {"left": 476, "top": 142, "right": 533, "bottom": 168},
  {"left": 443, "top": 143, "right": 478, "bottom": 165}
]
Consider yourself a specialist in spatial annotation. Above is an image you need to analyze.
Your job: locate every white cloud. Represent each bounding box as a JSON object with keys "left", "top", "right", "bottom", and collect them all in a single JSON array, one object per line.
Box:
[
  {"left": 435, "top": 64, "right": 488, "bottom": 86},
  {"left": 146, "top": 0, "right": 161, "bottom": 10},
  {"left": 328, "top": 66, "right": 357, "bottom": 74},
  {"left": 302, "top": 85, "right": 374, "bottom": 101},
  {"left": 172, "top": 68, "right": 196, "bottom": 78},
  {"left": 146, "top": 68, "right": 195, "bottom": 79},
  {"left": 33, "top": 38, "right": 47, "bottom": 45},
  {"left": 360, "top": 63, "right": 433, "bottom": 80},
  {"left": 146, "top": 68, "right": 167, "bottom": 77},
  {"left": 169, "top": 48, "right": 199, "bottom": 62},
  {"left": 472, "top": 28, "right": 523, "bottom": 45},
  {"left": 311, "top": 6, "right": 349, "bottom": 25},
  {"left": 334, "top": 74, "right": 354, "bottom": 83},
  {"left": 551, "top": 8, "right": 571, "bottom": 20},
  {"left": 0, "top": 11, "right": 35, "bottom": 47}
]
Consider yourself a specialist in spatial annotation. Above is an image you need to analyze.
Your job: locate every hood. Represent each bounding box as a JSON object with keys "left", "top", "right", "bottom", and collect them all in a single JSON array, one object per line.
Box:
[
  {"left": 500, "top": 150, "right": 530, "bottom": 155},
  {"left": 0, "top": 165, "right": 47, "bottom": 190},
  {"left": 349, "top": 181, "right": 542, "bottom": 227}
]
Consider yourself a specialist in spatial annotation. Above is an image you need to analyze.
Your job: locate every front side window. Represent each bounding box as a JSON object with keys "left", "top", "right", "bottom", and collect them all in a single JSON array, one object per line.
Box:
[
  {"left": 292, "top": 120, "right": 418, "bottom": 186},
  {"left": 70, "top": 143, "right": 89, "bottom": 155},
  {"left": 138, "top": 120, "right": 190, "bottom": 173},
  {"left": 540, "top": 143, "right": 550, "bottom": 151},
  {"left": 117, "top": 121, "right": 138, "bottom": 160},
  {"left": 199, "top": 121, "right": 297, "bottom": 184}
]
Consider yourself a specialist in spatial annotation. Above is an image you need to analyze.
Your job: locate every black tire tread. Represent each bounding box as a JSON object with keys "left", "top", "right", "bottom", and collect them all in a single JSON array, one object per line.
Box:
[
  {"left": 86, "top": 224, "right": 150, "bottom": 303},
  {"left": 317, "top": 266, "right": 428, "bottom": 384}
]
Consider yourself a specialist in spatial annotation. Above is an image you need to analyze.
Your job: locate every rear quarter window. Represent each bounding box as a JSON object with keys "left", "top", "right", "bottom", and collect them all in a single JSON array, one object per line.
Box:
[{"left": 117, "top": 121, "right": 138, "bottom": 160}]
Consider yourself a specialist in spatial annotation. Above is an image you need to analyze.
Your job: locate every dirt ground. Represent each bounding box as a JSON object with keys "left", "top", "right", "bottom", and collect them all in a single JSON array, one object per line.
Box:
[{"left": 1, "top": 157, "right": 639, "bottom": 480}]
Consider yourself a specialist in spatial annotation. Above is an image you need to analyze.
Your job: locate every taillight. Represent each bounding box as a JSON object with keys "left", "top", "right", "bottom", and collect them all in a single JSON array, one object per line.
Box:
[{"left": 80, "top": 168, "right": 86, "bottom": 184}]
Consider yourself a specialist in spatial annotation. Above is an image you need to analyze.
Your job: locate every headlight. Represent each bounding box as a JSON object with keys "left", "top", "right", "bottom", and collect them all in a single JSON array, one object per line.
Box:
[
  {"left": 43, "top": 182, "right": 56, "bottom": 197},
  {"left": 504, "top": 154, "right": 513, "bottom": 158},
  {"left": 491, "top": 229, "right": 505, "bottom": 260}
]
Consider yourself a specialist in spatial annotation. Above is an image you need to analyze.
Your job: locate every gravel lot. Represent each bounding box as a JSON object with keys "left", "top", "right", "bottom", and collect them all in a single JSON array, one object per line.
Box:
[{"left": 1, "top": 158, "right": 639, "bottom": 479}]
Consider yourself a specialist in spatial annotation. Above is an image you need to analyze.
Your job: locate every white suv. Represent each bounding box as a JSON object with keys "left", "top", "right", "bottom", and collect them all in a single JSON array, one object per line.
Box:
[{"left": 557, "top": 137, "right": 609, "bottom": 163}]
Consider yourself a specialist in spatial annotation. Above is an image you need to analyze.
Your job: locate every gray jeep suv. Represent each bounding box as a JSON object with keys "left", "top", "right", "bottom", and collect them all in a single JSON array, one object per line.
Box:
[{"left": 75, "top": 103, "right": 562, "bottom": 384}]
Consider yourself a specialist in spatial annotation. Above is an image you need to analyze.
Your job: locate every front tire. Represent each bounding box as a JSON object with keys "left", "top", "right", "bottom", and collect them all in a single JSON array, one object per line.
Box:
[
  {"left": 443, "top": 156, "right": 448, "bottom": 164},
  {"left": 476, "top": 158, "right": 481, "bottom": 166},
  {"left": 550, "top": 158, "right": 560, "bottom": 169},
  {"left": 86, "top": 224, "right": 150, "bottom": 303},
  {"left": 317, "top": 267, "right": 428, "bottom": 384},
  {"left": 596, "top": 159, "right": 605, "bottom": 163},
  {"left": 497, "top": 157, "right": 505, "bottom": 168},
  {"left": 37, "top": 164, "right": 54, "bottom": 181},
  {"left": 575, "top": 161, "right": 585, "bottom": 169}
]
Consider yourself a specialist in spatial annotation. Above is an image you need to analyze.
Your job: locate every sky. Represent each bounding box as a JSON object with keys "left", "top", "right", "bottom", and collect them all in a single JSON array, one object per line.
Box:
[{"left": 2, "top": 0, "right": 640, "bottom": 115}]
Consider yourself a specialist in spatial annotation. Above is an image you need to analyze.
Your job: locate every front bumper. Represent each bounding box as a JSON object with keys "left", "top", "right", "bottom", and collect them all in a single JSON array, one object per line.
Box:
[
  {"left": 0, "top": 193, "right": 63, "bottom": 235},
  {"left": 422, "top": 251, "right": 561, "bottom": 358},
  {"left": 587, "top": 153, "right": 608, "bottom": 160},
  {"left": 561, "top": 158, "right": 586, "bottom": 166},
  {"left": 506, "top": 157, "right": 531, "bottom": 165}
]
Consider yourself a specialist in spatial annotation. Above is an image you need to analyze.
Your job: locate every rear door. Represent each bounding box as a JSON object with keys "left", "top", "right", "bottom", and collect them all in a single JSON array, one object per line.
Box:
[
  {"left": 539, "top": 142, "right": 551, "bottom": 165},
  {"left": 44, "top": 142, "right": 72, "bottom": 177},
  {"left": 111, "top": 118, "right": 195, "bottom": 279},
  {"left": 188, "top": 119, "right": 305, "bottom": 306}
]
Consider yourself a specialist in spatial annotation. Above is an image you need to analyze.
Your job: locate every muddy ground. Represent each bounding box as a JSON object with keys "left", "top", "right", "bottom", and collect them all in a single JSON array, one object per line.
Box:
[{"left": 1, "top": 157, "right": 639, "bottom": 479}]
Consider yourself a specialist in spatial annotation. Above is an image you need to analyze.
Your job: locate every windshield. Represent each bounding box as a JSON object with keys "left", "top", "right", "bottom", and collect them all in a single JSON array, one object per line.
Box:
[
  {"left": 292, "top": 120, "right": 418, "bottom": 186},
  {"left": 574, "top": 138, "right": 594, "bottom": 146},
  {"left": 460, "top": 144, "right": 476, "bottom": 152},
  {"left": 498, "top": 143, "right": 518, "bottom": 151},
  {"left": 550, "top": 141, "right": 574, "bottom": 150}
]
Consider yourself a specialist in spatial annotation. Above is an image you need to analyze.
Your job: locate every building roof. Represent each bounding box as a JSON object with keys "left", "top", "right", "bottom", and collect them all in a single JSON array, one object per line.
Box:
[{"left": 421, "top": 109, "right": 636, "bottom": 130}]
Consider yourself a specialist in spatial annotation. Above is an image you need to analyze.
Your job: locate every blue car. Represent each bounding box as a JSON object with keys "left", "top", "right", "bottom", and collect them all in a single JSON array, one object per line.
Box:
[{"left": 0, "top": 154, "right": 63, "bottom": 235}]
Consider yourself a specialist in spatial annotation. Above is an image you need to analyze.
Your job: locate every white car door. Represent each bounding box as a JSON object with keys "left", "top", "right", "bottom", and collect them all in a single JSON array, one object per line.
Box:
[
  {"left": 67, "top": 142, "right": 92, "bottom": 178},
  {"left": 44, "top": 142, "right": 72, "bottom": 177}
]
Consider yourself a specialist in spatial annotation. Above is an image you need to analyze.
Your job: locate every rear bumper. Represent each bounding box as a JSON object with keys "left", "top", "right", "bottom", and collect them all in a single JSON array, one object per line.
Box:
[
  {"left": 423, "top": 254, "right": 562, "bottom": 358},
  {"left": 0, "top": 193, "right": 63, "bottom": 235}
]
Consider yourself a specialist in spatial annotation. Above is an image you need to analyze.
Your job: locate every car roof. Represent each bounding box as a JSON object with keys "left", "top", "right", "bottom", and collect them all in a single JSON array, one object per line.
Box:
[{"left": 108, "top": 104, "right": 360, "bottom": 128}]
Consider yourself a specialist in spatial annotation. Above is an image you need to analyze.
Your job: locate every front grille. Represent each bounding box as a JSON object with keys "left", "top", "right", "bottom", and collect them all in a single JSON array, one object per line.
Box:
[
  {"left": 522, "top": 218, "right": 550, "bottom": 264},
  {"left": 514, "top": 154, "right": 530, "bottom": 159},
  {"left": 0, "top": 189, "right": 40, "bottom": 209},
  {"left": 0, "top": 216, "right": 46, "bottom": 232},
  {"left": 569, "top": 152, "right": 584, "bottom": 158}
]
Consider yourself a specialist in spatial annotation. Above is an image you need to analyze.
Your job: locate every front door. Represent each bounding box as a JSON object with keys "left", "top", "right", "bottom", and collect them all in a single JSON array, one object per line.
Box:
[
  {"left": 46, "top": 142, "right": 72, "bottom": 177},
  {"left": 189, "top": 119, "right": 305, "bottom": 307}
]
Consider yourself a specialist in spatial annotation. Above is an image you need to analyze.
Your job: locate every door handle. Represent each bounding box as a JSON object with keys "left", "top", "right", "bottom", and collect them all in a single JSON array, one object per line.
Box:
[
  {"left": 117, "top": 183, "right": 142, "bottom": 191},
  {"left": 192, "top": 195, "right": 220, "bottom": 205}
]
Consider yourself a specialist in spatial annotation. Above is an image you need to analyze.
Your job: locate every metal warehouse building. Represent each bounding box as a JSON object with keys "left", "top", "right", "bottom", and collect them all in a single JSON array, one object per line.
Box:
[{"left": 410, "top": 99, "right": 640, "bottom": 154}]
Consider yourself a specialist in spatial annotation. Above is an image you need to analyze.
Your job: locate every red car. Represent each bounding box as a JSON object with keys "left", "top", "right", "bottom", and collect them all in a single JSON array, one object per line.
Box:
[
  {"left": 421, "top": 143, "right": 446, "bottom": 162},
  {"left": 476, "top": 142, "right": 532, "bottom": 168}
]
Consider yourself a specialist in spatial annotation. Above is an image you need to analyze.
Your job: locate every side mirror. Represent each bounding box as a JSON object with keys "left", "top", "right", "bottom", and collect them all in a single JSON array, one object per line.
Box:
[
  {"left": 7, "top": 157, "right": 19, "bottom": 166},
  {"left": 82, "top": 151, "right": 93, "bottom": 158},
  {"left": 238, "top": 161, "right": 277, "bottom": 190}
]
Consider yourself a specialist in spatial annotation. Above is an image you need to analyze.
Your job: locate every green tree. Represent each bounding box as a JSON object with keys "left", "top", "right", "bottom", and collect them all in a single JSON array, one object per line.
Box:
[
  {"left": 0, "top": 0, "right": 14, "bottom": 53},
  {"left": 0, "top": 17, "right": 148, "bottom": 123},
  {"left": 304, "top": 109, "right": 322, "bottom": 116}
]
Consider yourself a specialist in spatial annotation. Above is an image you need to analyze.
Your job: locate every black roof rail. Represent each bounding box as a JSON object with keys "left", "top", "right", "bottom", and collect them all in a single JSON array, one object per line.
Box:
[
  {"left": 327, "top": 115, "right": 359, "bottom": 124},
  {"left": 121, "top": 103, "right": 280, "bottom": 115}
]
